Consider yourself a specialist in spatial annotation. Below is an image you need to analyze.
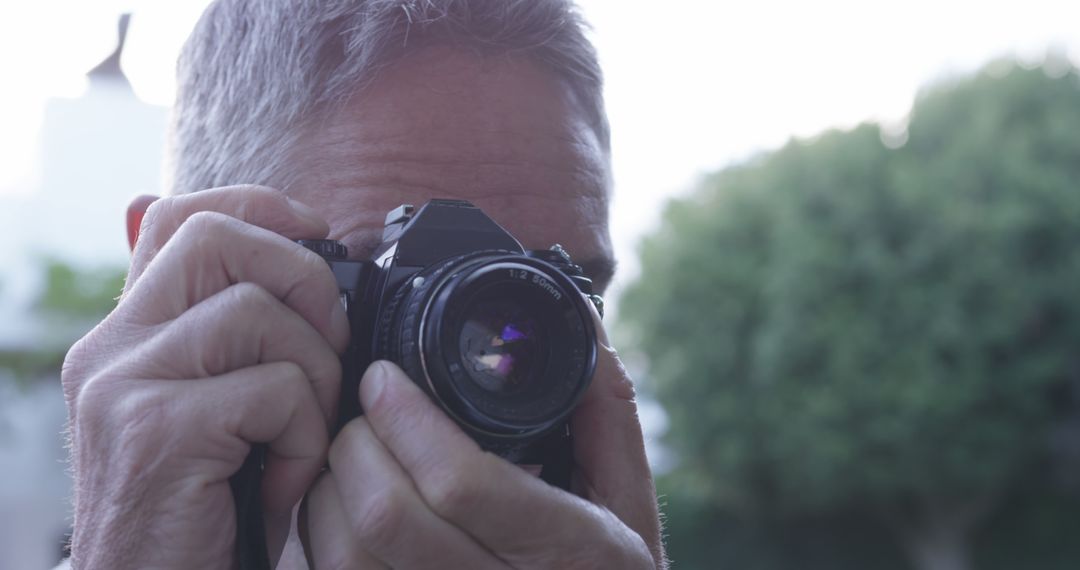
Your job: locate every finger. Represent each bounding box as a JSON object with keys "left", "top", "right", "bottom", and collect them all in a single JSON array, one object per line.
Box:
[
  {"left": 69, "top": 360, "right": 324, "bottom": 565},
  {"left": 135, "top": 361, "right": 328, "bottom": 557},
  {"left": 327, "top": 417, "right": 505, "bottom": 569},
  {"left": 180, "top": 362, "right": 328, "bottom": 516},
  {"left": 305, "top": 473, "right": 389, "bottom": 570},
  {"left": 358, "top": 361, "right": 651, "bottom": 567},
  {"left": 127, "top": 185, "right": 329, "bottom": 290},
  {"left": 570, "top": 301, "right": 665, "bottom": 566},
  {"left": 116, "top": 282, "right": 341, "bottom": 420},
  {"left": 118, "top": 210, "right": 349, "bottom": 354}
]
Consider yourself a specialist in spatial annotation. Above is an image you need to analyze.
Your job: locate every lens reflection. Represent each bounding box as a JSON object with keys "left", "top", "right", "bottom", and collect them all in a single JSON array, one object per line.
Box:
[{"left": 459, "top": 299, "right": 543, "bottom": 394}]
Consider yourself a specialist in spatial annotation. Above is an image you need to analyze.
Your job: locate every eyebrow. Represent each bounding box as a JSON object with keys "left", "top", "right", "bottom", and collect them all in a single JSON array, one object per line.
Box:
[{"left": 578, "top": 255, "right": 618, "bottom": 294}]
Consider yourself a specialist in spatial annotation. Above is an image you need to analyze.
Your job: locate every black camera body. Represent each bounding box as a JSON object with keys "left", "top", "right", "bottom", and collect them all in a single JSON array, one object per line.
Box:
[{"left": 299, "top": 199, "right": 603, "bottom": 489}]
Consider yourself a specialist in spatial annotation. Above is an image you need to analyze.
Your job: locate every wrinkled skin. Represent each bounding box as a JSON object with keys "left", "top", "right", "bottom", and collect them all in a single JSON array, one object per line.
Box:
[{"left": 62, "top": 48, "right": 665, "bottom": 569}]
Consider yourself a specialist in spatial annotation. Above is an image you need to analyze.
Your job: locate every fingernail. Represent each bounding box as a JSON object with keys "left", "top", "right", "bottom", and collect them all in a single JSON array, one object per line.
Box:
[
  {"left": 286, "top": 196, "right": 326, "bottom": 226},
  {"left": 361, "top": 361, "right": 390, "bottom": 404}
]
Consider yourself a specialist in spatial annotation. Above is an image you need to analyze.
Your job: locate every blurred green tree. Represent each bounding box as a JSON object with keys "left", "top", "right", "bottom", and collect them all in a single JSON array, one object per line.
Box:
[
  {"left": 621, "top": 61, "right": 1080, "bottom": 570},
  {"left": 0, "top": 260, "right": 125, "bottom": 386},
  {"left": 36, "top": 259, "right": 126, "bottom": 319}
]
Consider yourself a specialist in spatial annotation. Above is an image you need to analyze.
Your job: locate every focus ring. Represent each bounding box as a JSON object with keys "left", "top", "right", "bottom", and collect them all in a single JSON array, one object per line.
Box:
[{"left": 374, "top": 252, "right": 511, "bottom": 396}]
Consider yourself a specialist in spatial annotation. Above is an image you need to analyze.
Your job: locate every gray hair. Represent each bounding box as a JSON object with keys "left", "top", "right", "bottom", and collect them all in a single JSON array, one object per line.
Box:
[{"left": 167, "top": 0, "right": 609, "bottom": 194}]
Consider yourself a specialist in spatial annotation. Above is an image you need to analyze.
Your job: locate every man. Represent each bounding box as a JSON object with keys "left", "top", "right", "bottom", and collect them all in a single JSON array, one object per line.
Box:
[{"left": 62, "top": 0, "right": 665, "bottom": 568}]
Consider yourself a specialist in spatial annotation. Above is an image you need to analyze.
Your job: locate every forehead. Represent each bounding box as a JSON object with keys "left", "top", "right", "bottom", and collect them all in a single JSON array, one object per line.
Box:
[{"left": 284, "top": 47, "right": 614, "bottom": 289}]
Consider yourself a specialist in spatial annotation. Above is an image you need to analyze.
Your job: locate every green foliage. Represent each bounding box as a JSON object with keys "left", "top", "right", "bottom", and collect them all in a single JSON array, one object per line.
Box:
[
  {"left": 35, "top": 258, "right": 126, "bottom": 319},
  {"left": 0, "top": 260, "right": 125, "bottom": 385},
  {"left": 658, "top": 474, "right": 1080, "bottom": 570},
  {"left": 659, "top": 484, "right": 907, "bottom": 570},
  {"left": 621, "top": 61, "right": 1080, "bottom": 564},
  {"left": 973, "top": 484, "right": 1080, "bottom": 570},
  {"left": 0, "top": 349, "right": 69, "bottom": 384}
]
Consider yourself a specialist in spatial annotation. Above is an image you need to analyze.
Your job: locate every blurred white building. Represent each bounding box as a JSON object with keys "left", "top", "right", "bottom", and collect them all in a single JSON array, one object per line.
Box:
[
  {"left": 0, "top": 14, "right": 166, "bottom": 570},
  {"left": 0, "top": 13, "right": 166, "bottom": 348}
]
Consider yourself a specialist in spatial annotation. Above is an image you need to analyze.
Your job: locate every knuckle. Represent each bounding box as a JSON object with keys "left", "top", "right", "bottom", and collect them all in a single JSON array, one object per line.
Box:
[
  {"left": 61, "top": 334, "right": 97, "bottom": 401},
  {"left": 354, "top": 486, "right": 407, "bottom": 547},
  {"left": 227, "top": 281, "right": 277, "bottom": 310},
  {"left": 76, "top": 376, "right": 171, "bottom": 444},
  {"left": 425, "top": 467, "right": 479, "bottom": 520},
  {"left": 114, "top": 386, "right": 175, "bottom": 438},
  {"left": 70, "top": 373, "right": 111, "bottom": 431},
  {"left": 277, "top": 358, "right": 306, "bottom": 378},
  {"left": 62, "top": 321, "right": 126, "bottom": 409},
  {"left": 206, "top": 284, "right": 281, "bottom": 345},
  {"left": 138, "top": 195, "right": 173, "bottom": 241},
  {"left": 62, "top": 315, "right": 159, "bottom": 420},
  {"left": 73, "top": 377, "right": 180, "bottom": 485},
  {"left": 274, "top": 361, "right": 308, "bottom": 392},
  {"left": 328, "top": 418, "right": 367, "bottom": 466},
  {"left": 258, "top": 362, "right": 307, "bottom": 402},
  {"left": 171, "top": 211, "right": 238, "bottom": 261},
  {"left": 181, "top": 209, "right": 233, "bottom": 237}
]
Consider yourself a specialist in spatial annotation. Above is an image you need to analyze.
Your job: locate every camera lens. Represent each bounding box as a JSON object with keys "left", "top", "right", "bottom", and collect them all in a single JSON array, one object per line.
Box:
[{"left": 387, "top": 253, "right": 596, "bottom": 440}]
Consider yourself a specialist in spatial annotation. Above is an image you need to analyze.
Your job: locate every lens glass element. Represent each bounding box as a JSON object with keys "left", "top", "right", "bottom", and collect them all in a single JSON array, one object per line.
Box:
[
  {"left": 459, "top": 299, "right": 545, "bottom": 395},
  {"left": 422, "top": 258, "right": 596, "bottom": 434}
]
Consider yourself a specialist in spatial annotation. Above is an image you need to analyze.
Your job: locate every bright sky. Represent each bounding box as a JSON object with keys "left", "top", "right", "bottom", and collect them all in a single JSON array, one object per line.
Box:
[{"left": 1, "top": 0, "right": 1078, "bottom": 294}]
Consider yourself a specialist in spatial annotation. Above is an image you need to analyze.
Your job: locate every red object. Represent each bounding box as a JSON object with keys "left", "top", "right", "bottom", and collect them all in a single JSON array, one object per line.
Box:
[{"left": 126, "top": 195, "right": 159, "bottom": 251}]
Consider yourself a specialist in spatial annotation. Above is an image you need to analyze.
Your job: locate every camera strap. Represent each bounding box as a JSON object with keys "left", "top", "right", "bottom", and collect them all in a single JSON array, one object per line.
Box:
[{"left": 231, "top": 445, "right": 270, "bottom": 570}]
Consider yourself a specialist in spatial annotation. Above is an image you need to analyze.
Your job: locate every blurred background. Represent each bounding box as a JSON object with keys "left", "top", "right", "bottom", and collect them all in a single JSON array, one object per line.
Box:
[{"left": 1, "top": 1, "right": 1079, "bottom": 569}]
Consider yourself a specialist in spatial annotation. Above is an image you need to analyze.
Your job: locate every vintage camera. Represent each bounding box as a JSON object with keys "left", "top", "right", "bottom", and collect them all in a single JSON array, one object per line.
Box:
[
  {"left": 232, "top": 199, "right": 602, "bottom": 566},
  {"left": 298, "top": 199, "right": 603, "bottom": 489}
]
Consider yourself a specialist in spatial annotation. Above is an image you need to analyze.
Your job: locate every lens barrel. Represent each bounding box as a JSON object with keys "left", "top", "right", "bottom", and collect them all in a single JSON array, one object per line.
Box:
[{"left": 384, "top": 252, "right": 597, "bottom": 441}]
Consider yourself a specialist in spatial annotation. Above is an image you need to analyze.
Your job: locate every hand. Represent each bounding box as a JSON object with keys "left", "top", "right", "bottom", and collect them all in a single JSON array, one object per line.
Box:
[
  {"left": 302, "top": 317, "right": 666, "bottom": 569},
  {"left": 62, "top": 186, "right": 350, "bottom": 569}
]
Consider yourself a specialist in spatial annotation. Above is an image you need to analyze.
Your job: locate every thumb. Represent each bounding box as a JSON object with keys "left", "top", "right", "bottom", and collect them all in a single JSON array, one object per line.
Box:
[{"left": 570, "top": 302, "right": 664, "bottom": 566}]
